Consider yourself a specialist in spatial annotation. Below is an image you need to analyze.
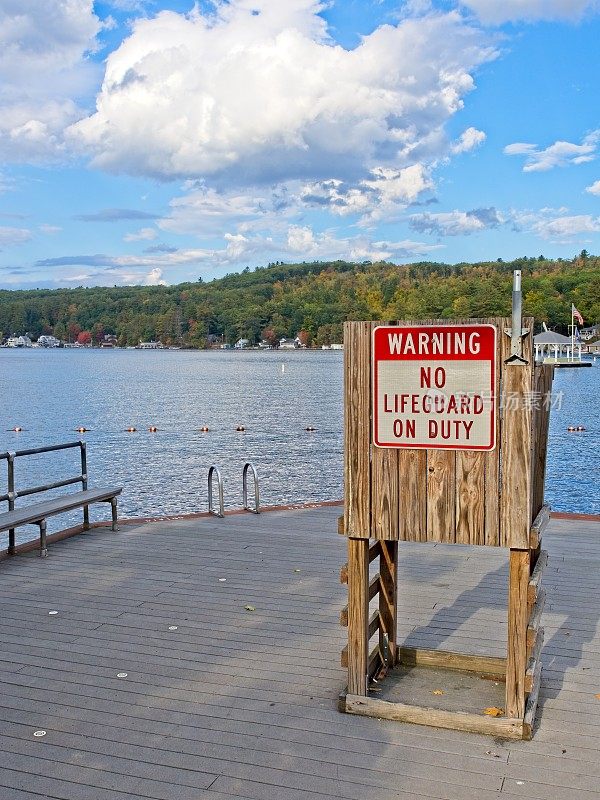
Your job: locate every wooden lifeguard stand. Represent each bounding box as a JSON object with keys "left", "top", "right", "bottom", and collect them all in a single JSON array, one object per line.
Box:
[{"left": 339, "top": 272, "right": 552, "bottom": 739}]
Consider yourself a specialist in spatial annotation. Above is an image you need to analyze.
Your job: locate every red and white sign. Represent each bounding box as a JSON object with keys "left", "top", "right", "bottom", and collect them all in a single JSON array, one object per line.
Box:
[{"left": 373, "top": 324, "right": 496, "bottom": 451}]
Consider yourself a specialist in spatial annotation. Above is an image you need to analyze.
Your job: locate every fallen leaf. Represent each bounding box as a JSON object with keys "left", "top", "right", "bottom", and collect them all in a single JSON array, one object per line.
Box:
[
  {"left": 483, "top": 706, "right": 504, "bottom": 717},
  {"left": 595, "top": 693, "right": 600, "bottom": 700},
  {"left": 485, "top": 750, "right": 501, "bottom": 758},
  {"left": 244, "top": 605, "right": 256, "bottom": 612},
  {"left": 432, "top": 689, "right": 444, "bottom": 696}
]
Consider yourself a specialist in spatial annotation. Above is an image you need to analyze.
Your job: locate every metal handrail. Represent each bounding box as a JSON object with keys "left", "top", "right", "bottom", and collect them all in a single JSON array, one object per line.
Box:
[
  {"left": 1, "top": 440, "right": 89, "bottom": 552},
  {"left": 242, "top": 462, "right": 260, "bottom": 514},
  {"left": 208, "top": 465, "right": 224, "bottom": 518}
]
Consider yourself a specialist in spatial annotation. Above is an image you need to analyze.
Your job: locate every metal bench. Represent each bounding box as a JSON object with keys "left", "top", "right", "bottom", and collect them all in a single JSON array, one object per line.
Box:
[{"left": 0, "top": 441, "right": 122, "bottom": 557}]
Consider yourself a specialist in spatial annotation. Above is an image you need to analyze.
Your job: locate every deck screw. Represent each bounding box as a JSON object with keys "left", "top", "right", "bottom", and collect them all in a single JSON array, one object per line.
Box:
[
  {"left": 116, "top": 672, "right": 128, "bottom": 678},
  {"left": 168, "top": 626, "right": 178, "bottom": 631},
  {"left": 48, "top": 611, "right": 58, "bottom": 615},
  {"left": 33, "top": 731, "right": 46, "bottom": 737}
]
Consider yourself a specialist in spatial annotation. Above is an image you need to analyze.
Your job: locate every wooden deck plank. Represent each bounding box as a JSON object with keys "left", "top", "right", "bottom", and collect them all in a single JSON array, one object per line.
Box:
[{"left": 0, "top": 508, "right": 599, "bottom": 800}]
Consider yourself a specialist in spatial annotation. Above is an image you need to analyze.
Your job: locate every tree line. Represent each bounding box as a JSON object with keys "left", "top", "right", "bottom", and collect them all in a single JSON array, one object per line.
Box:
[{"left": 0, "top": 254, "right": 598, "bottom": 348}]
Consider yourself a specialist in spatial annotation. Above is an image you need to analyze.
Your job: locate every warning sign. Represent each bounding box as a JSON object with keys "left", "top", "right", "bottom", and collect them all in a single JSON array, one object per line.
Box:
[{"left": 373, "top": 324, "right": 496, "bottom": 451}]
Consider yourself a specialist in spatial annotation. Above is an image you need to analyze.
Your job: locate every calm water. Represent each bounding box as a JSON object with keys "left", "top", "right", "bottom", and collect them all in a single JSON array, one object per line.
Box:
[{"left": 0, "top": 348, "right": 598, "bottom": 545}]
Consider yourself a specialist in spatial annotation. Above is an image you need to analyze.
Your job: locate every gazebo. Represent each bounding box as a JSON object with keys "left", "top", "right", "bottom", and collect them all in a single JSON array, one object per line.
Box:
[{"left": 533, "top": 330, "right": 581, "bottom": 363}]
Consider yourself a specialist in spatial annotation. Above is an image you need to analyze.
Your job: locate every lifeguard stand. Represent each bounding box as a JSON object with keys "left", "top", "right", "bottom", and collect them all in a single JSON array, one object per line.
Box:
[{"left": 339, "top": 273, "right": 552, "bottom": 739}]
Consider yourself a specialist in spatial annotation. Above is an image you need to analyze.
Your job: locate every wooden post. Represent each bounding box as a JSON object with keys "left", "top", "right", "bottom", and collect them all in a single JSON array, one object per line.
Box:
[
  {"left": 378, "top": 541, "right": 398, "bottom": 666},
  {"left": 506, "top": 548, "right": 530, "bottom": 718},
  {"left": 347, "top": 537, "right": 370, "bottom": 695}
]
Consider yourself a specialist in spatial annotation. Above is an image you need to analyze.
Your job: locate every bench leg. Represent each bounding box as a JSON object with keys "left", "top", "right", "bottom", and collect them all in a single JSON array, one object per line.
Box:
[
  {"left": 8, "top": 528, "right": 15, "bottom": 555},
  {"left": 111, "top": 497, "right": 119, "bottom": 532},
  {"left": 83, "top": 505, "right": 90, "bottom": 531},
  {"left": 39, "top": 520, "right": 47, "bottom": 558}
]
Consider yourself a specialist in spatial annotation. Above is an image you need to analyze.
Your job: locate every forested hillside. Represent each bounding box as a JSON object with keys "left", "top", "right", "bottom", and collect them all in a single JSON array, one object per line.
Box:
[{"left": 1, "top": 254, "right": 598, "bottom": 347}]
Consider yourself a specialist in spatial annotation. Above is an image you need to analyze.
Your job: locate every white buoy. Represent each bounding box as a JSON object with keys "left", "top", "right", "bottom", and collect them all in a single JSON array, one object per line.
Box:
[{"left": 281, "top": 363, "right": 285, "bottom": 374}]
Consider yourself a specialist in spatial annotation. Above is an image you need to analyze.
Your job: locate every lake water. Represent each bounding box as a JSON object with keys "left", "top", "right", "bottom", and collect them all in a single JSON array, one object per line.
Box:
[{"left": 0, "top": 348, "right": 598, "bottom": 546}]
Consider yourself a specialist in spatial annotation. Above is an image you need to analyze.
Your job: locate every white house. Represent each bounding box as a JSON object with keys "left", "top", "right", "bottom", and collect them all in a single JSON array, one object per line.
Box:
[
  {"left": 279, "top": 338, "right": 298, "bottom": 349},
  {"left": 580, "top": 325, "right": 600, "bottom": 341},
  {"left": 234, "top": 338, "right": 250, "bottom": 349},
  {"left": 6, "top": 335, "right": 32, "bottom": 348},
  {"left": 37, "top": 335, "right": 61, "bottom": 348}
]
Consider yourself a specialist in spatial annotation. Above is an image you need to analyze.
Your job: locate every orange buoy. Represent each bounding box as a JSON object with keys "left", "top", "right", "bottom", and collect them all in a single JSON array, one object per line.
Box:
[
  {"left": 75, "top": 427, "right": 89, "bottom": 433},
  {"left": 148, "top": 426, "right": 158, "bottom": 432},
  {"left": 235, "top": 425, "right": 246, "bottom": 432},
  {"left": 200, "top": 426, "right": 209, "bottom": 432},
  {"left": 126, "top": 427, "right": 137, "bottom": 433}
]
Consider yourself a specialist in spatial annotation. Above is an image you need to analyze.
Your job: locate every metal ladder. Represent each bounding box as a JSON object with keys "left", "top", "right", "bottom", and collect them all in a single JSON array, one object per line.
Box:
[{"left": 207, "top": 462, "right": 260, "bottom": 517}]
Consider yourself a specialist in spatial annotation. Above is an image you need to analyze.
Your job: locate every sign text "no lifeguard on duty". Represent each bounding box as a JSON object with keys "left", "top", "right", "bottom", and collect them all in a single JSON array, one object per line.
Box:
[{"left": 373, "top": 324, "right": 497, "bottom": 451}]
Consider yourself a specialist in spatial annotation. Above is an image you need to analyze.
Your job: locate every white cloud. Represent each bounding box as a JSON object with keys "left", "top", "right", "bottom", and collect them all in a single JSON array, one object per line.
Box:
[
  {"left": 0, "top": 1, "right": 102, "bottom": 161},
  {"left": 451, "top": 127, "right": 486, "bottom": 154},
  {"left": 0, "top": 226, "right": 32, "bottom": 248},
  {"left": 512, "top": 208, "right": 600, "bottom": 241},
  {"left": 409, "top": 207, "right": 503, "bottom": 236},
  {"left": 504, "top": 130, "right": 599, "bottom": 172},
  {"left": 461, "top": 0, "right": 599, "bottom": 25},
  {"left": 144, "top": 267, "right": 167, "bottom": 285},
  {"left": 124, "top": 226, "right": 158, "bottom": 242},
  {"left": 39, "top": 224, "right": 62, "bottom": 234},
  {"left": 586, "top": 179, "right": 600, "bottom": 196},
  {"left": 69, "top": 4, "right": 495, "bottom": 186}
]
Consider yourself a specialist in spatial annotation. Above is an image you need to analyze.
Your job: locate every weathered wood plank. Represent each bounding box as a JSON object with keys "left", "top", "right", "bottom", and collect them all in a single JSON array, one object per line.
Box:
[
  {"left": 455, "top": 451, "right": 485, "bottom": 545},
  {"left": 523, "top": 661, "right": 542, "bottom": 740},
  {"left": 506, "top": 548, "right": 530, "bottom": 718},
  {"left": 346, "top": 538, "right": 370, "bottom": 696},
  {"left": 483, "top": 316, "right": 504, "bottom": 547},
  {"left": 499, "top": 317, "right": 534, "bottom": 549},
  {"left": 398, "top": 450, "right": 427, "bottom": 542},
  {"left": 345, "top": 695, "right": 524, "bottom": 738},
  {"left": 531, "top": 364, "right": 553, "bottom": 521},
  {"left": 426, "top": 449, "right": 456, "bottom": 543},
  {"left": 398, "top": 647, "right": 506, "bottom": 675},
  {"left": 344, "top": 321, "right": 372, "bottom": 538},
  {"left": 528, "top": 549, "right": 548, "bottom": 611},
  {"left": 530, "top": 504, "right": 550, "bottom": 550}
]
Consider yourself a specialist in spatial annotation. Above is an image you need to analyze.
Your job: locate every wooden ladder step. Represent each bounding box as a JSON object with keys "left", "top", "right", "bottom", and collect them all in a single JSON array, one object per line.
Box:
[
  {"left": 527, "top": 589, "right": 546, "bottom": 657},
  {"left": 341, "top": 612, "right": 381, "bottom": 667},
  {"left": 340, "top": 541, "right": 382, "bottom": 584},
  {"left": 528, "top": 549, "right": 548, "bottom": 610},
  {"left": 340, "top": 575, "right": 381, "bottom": 625},
  {"left": 529, "top": 505, "right": 550, "bottom": 550}
]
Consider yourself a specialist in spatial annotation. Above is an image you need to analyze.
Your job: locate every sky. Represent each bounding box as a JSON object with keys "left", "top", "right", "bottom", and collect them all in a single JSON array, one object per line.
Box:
[{"left": 0, "top": 0, "right": 599, "bottom": 289}]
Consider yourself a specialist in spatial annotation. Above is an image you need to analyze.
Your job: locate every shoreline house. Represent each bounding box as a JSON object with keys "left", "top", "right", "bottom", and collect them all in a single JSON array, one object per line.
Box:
[
  {"left": 137, "top": 341, "right": 163, "bottom": 349},
  {"left": 6, "top": 335, "right": 32, "bottom": 348},
  {"left": 279, "top": 337, "right": 298, "bottom": 349},
  {"left": 234, "top": 338, "right": 250, "bottom": 349},
  {"left": 37, "top": 335, "right": 61, "bottom": 348},
  {"left": 581, "top": 324, "right": 600, "bottom": 341}
]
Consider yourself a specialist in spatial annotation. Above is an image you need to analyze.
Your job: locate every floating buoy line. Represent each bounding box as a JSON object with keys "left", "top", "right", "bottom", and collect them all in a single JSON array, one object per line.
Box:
[
  {"left": 567, "top": 426, "right": 586, "bottom": 432},
  {"left": 9, "top": 424, "right": 320, "bottom": 434}
]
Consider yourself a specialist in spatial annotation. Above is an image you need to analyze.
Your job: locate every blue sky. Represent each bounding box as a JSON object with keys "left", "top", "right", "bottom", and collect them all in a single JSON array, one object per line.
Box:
[{"left": 0, "top": 0, "right": 599, "bottom": 289}]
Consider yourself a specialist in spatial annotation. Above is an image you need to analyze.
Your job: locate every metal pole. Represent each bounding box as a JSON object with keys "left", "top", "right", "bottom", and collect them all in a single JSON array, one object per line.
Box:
[
  {"left": 7, "top": 452, "right": 15, "bottom": 554},
  {"left": 505, "top": 269, "right": 528, "bottom": 366},
  {"left": 80, "top": 441, "right": 89, "bottom": 530}
]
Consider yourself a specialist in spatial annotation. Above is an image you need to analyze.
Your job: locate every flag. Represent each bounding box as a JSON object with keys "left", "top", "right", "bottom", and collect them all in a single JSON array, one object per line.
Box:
[{"left": 572, "top": 304, "right": 584, "bottom": 325}]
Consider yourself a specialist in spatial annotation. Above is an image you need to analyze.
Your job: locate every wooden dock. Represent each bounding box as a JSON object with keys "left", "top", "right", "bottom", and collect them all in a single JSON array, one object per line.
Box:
[{"left": 0, "top": 506, "right": 599, "bottom": 800}]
